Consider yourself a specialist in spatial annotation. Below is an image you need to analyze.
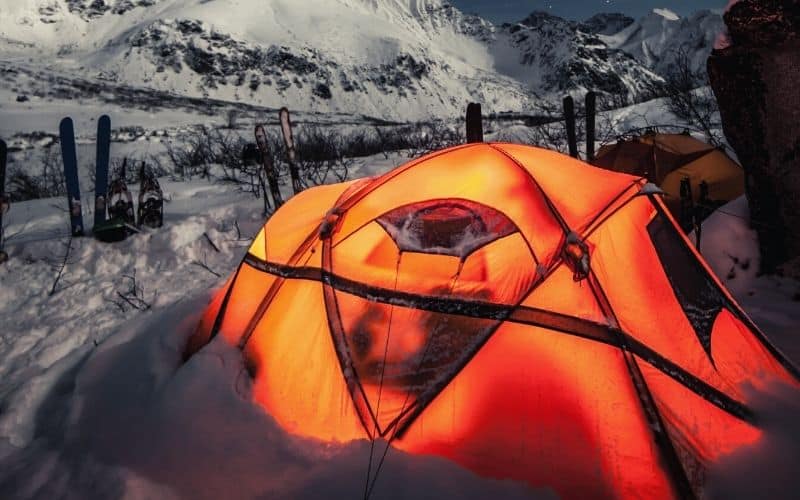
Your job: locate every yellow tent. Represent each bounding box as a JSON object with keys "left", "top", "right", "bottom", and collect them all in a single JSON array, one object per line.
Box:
[{"left": 593, "top": 132, "right": 745, "bottom": 217}]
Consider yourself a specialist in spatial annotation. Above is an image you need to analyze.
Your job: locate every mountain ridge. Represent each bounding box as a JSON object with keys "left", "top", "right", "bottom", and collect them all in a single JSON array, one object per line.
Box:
[{"left": 0, "top": 1, "right": 724, "bottom": 120}]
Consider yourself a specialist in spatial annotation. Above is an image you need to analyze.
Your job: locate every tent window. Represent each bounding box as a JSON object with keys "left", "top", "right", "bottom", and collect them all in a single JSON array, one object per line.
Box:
[
  {"left": 646, "top": 213, "right": 729, "bottom": 357},
  {"left": 376, "top": 199, "right": 517, "bottom": 259}
]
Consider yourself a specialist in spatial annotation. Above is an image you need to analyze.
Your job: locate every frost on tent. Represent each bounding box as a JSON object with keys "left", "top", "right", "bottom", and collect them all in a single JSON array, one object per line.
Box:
[
  {"left": 331, "top": 200, "right": 524, "bottom": 434},
  {"left": 376, "top": 200, "right": 517, "bottom": 259}
]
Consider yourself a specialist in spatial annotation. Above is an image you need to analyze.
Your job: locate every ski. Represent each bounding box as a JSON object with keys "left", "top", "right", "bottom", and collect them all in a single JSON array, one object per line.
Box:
[
  {"left": 254, "top": 124, "right": 283, "bottom": 211},
  {"left": 0, "top": 138, "right": 7, "bottom": 264},
  {"left": 59, "top": 117, "right": 84, "bottom": 236},
  {"left": 137, "top": 161, "right": 164, "bottom": 229},
  {"left": 563, "top": 96, "right": 578, "bottom": 159},
  {"left": 585, "top": 92, "right": 596, "bottom": 163},
  {"left": 466, "top": 102, "right": 483, "bottom": 143},
  {"left": 94, "top": 115, "right": 111, "bottom": 229},
  {"left": 279, "top": 107, "right": 302, "bottom": 194}
]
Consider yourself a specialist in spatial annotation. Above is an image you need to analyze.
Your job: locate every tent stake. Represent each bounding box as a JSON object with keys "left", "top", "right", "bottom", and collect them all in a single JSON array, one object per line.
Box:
[
  {"left": 279, "top": 107, "right": 302, "bottom": 194},
  {"left": 466, "top": 102, "right": 483, "bottom": 143},
  {"left": 585, "top": 91, "right": 596, "bottom": 162},
  {"left": 563, "top": 96, "right": 578, "bottom": 158}
]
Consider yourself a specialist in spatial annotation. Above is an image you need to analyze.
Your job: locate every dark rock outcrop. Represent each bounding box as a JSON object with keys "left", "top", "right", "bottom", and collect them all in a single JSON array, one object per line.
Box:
[{"left": 707, "top": 0, "right": 800, "bottom": 273}]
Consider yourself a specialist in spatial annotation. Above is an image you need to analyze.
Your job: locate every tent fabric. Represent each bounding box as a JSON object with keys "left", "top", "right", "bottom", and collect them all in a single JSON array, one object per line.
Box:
[
  {"left": 185, "top": 143, "right": 798, "bottom": 499},
  {"left": 592, "top": 132, "right": 745, "bottom": 215}
]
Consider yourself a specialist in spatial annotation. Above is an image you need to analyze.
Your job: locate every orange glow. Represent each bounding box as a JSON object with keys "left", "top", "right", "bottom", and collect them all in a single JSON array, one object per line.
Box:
[
  {"left": 711, "top": 308, "right": 800, "bottom": 392},
  {"left": 588, "top": 196, "right": 738, "bottom": 396},
  {"left": 331, "top": 145, "right": 565, "bottom": 266},
  {"left": 217, "top": 264, "right": 278, "bottom": 347},
  {"left": 333, "top": 222, "right": 400, "bottom": 291},
  {"left": 493, "top": 143, "right": 641, "bottom": 231},
  {"left": 264, "top": 180, "right": 357, "bottom": 264},
  {"left": 185, "top": 274, "right": 233, "bottom": 356},
  {"left": 245, "top": 279, "right": 366, "bottom": 442},
  {"left": 397, "top": 323, "right": 676, "bottom": 499},
  {"left": 456, "top": 233, "right": 537, "bottom": 303},
  {"left": 520, "top": 263, "right": 607, "bottom": 324},
  {"left": 186, "top": 143, "right": 799, "bottom": 499},
  {"left": 638, "top": 359, "right": 761, "bottom": 462},
  {"left": 395, "top": 252, "right": 462, "bottom": 297}
]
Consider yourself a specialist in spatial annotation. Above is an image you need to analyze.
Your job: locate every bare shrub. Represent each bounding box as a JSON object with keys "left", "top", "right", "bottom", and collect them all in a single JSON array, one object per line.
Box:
[
  {"left": 6, "top": 145, "right": 66, "bottom": 201},
  {"left": 164, "top": 126, "right": 215, "bottom": 179},
  {"left": 662, "top": 46, "right": 723, "bottom": 146}
]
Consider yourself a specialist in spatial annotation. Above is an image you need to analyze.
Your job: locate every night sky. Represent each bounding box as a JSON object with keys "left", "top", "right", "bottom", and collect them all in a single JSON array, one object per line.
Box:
[{"left": 448, "top": 0, "right": 727, "bottom": 24}]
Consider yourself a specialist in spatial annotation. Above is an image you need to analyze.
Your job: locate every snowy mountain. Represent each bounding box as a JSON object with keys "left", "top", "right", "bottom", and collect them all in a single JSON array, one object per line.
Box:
[
  {"left": 579, "top": 13, "right": 635, "bottom": 36},
  {"left": 0, "top": 1, "right": 724, "bottom": 121},
  {"left": 0, "top": 0, "right": 534, "bottom": 121},
  {"left": 489, "top": 11, "right": 667, "bottom": 105},
  {"left": 602, "top": 8, "right": 724, "bottom": 81}
]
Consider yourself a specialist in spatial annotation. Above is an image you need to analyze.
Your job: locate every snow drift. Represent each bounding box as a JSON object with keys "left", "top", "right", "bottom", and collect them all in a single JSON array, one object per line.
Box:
[{"left": 0, "top": 292, "right": 551, "bottom": 499}]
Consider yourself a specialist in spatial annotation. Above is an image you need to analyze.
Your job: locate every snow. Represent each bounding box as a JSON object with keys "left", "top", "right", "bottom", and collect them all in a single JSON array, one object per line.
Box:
[
  {"left": 708, "top": 383, "right": 800, "bottom": 499},
  {"left": 0, "top": 294, "right": 548, "bottom": 499},
  {"left": 603, "top": 8, "right": 724, "bottom": 79},
  {"left": 0, "top": 0, "right": 727, "bottom": 122},
  {"left": 652, "top": 8, "right": 680, "bottom": 21},
  {"left": 639, "top": 183, "right": 664, "bottom": 195},
  {"left": 0, "top": 0, "right": 531, "bottom": 121}
]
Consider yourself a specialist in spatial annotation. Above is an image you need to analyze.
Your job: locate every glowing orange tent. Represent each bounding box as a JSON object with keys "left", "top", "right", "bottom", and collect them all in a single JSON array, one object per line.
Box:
[{"left": 186, "top": 143, "right": 798, "bottom": 499}]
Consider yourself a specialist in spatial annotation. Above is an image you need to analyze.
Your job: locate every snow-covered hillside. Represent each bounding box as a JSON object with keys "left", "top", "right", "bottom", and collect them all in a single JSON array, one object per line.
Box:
[
  {"left": 0, "top": 0, "right": 537, "bottom": 121},
  {"left": 490, "top": 11, "right": 667, "bottom": 104},
  {"left": 602, "top": 8, "right": 724, "bottom": 80},
  {"left": 0, "top": 1, "right": 725, "bottom": 121}
]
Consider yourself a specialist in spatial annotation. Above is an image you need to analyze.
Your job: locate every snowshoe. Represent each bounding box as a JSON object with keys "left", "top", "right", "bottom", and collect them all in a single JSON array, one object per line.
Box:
[
  {"left": 95, "top": 178, "right": 136, "bottom": 242},
  {"left": 137, "top": 165, "right": 163, "bottom": 229},
  {"left": 108, "top": 178, "right": 135, "bottom": 225}
]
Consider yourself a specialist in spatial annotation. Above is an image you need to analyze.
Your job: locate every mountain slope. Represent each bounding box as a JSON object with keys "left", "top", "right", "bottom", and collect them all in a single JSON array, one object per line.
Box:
[
  {"left": 489, "top": 12, "right": 667, "bottom": 105},
  {"left": 602, "top": 8, "right": 724, "bottom": 80},
  {"left": 0, "top": 1, "right": 725, "bottom": 121},
  {"left": 0, "top": 0, "right": 537, "bottom": 120}
]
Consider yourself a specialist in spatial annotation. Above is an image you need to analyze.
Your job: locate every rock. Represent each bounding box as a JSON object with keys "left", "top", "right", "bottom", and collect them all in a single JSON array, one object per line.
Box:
[
  {"left": 707, "top": 0, "right": 800, "bottom": 272},
  {"left": 778, "top": 255, "right": 800, "bottom": 281}
]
